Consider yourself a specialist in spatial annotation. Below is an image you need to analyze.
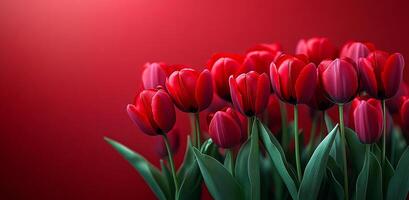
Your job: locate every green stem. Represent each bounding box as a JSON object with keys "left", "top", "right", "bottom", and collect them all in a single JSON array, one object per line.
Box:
[
  {"left": 248, "top": 117, "right": 254, "bottom": 137},
  {"left": 190, "top": 114, "right": 196, "bottom": 147},
  {"left": 382, "top": 100, "right": 386, "bottom": 164},
  {"left": 294, "top": 104, "right": 302, "bottom": 181},
  {"left": 195, "top": 112, "right": 201, "bottom": 149},
  {"left": 279, "top": 101, "right": 288, "bottom": 149},
  {"left": 307, "top": 112, "right": 318, "bottom": 157},
  {"left": 338, "top": 104, "right": 349, "bottom": 200},
  {"left": 162, "top": 134, "right": 179, "bottom": 197}
]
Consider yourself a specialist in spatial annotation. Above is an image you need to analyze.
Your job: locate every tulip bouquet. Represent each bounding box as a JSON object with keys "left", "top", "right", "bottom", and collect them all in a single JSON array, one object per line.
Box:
[{"left": 105, "top": 38, "right": 409, "bottom": 200}]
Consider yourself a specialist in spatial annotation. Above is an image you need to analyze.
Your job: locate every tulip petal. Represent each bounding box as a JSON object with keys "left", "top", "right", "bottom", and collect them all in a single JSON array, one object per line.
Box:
[
  {"left": 152, "top": 90, "right": 176, "bottom": 133},
  {"left": 127, "top": 104, "right": 156, "bottom": 135},
  {"left": 196, "top": 69, "right": 213, "bottom": 111},
  {"left": 142, "top": 63, "right": 167, "bottom": 89},
  {"left": 354, "top": 101, "right": 383, "bottom": 144},
  {"left": 270, "top": 62, "right": 283, "bottom": 99},
  {"left": 295, "top": 39, "right": 307, "bottom": 55},
  {"left": 295, "top": 63, "right": 317, "bottom": 104},
  {"left": 209, "top": 111, "right": 242, "bottom": 149},
  {"left": 358, "top": 58, "right": 378, "bottom": 97},
  {"left": 382, "top": 53, "right": 405, "bottom": 98},
  {"left": 229, "top": 76, "right": 245, "bottom": 114},
  {"left": 255, "top": 73, "right": 271, "bottom": 114}
]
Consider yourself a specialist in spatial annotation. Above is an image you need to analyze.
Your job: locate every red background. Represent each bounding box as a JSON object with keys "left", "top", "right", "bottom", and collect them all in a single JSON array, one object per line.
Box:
[{"left": 1, "top": 0, "right": 409, "bottom": 199}]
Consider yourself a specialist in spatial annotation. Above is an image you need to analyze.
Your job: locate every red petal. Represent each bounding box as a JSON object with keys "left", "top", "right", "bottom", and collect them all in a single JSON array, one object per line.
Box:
[
  {"left": 255, "top": 73, "right": 270, "bottom": 114},
  {"left": 295, "top": 63, "right": 317, "bottom": 104},
  {"left": 152, "top": 90, "right": 176, "bottom": 133},
  {"left": 358, "top": 58, "right": 378, "bottom": 97},
  {"left": 196, "top": 69, "right": 213, "bottom": 111},
  {"left": 382, "top": 53, "right": 405, "bottom": 98}
]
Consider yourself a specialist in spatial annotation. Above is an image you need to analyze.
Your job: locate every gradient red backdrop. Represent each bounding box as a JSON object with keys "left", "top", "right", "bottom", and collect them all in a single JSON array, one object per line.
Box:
[{"left": 1, "top": 0, "right": 409, "bottom": 199}]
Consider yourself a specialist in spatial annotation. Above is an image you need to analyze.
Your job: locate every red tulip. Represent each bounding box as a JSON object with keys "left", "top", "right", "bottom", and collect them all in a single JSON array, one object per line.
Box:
[
  {"left": 359, "top": 51, "right": 405, "bottom": 99},
  {"left": 307, "top": 61, "right": 334, "bottom": 111},
  {"left": 340, "top": 42, "right": 374, "bottom": 64},
  {"left": 296, "top": 37, "right": 338, "bottom": 64},
  {"left": 209, "top": 56, "right": 242, "bottom": 101},
  {"left": 166, "top": 68, "right": 213, "bottom": 112},
  {"left": 353, "top": 98, "right": 383, "bottom": 144},
  {"left": 155, "top": 128, "right": 180, "bottom": 158},
  {"left": 320, "top": 58, "right": 359, "bottom": 104},
  {"left": 247, "top": 42, "right": 282, "bottom": 54},
  {"left": 242, "top": 50, "right": 277, "bottom": 75},
  {"left": 386, "top": 82, "right": 409, "bottom": 113},
  {"left": 142, "top": 62, "right": 180, "bottom": 90},
  {"left": 260, "top": 94, "right": 282, "bottom": 134},
  {"left": 400, "top": 97, "right": 409, "bottom": 132},
  {"left": 270, "top": 55, "right": 317, "bottom": 104},
  {"left": 127, "top": 89, "right": 176, "bottom": 135},
  {"left": 229, "top": 71, "right": 270, "bottom": 116},
  {"left": 208, "top": 107, "right": 246, "bottom": 148}
]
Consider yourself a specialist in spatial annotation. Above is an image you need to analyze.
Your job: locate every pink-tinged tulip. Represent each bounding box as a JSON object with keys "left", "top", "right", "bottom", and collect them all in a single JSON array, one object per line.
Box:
[
  {"left": 242, "top": 50, "right": 277, "bottom": 75},
  {"left": 229, "top": 71, "right": 270, "bottom": 116},
  {"left": 320, "top": 58, "right": 359, "bottom": 104},
  {"left": 359, "top": 51, "right": 405, "bottom": 99},
  {"left": 210, "top": 56, "right": 242, "bottom": 101},
  {"left": 340, "top": 42, "right": 374, "bottom": 64},
  {"left": 142, "top": 62, "right": 181, "bottom": 90},
  {"left": 127, "top": 89, "right": 176, "bottom": 135},
  {"left": 354, "top": 99, "right": 383, "bottom": 144},
  {"left": 400, "top": 97, "right": 409, "bottom": 132},
  {"left": 209, "top": 108, "right": 246, "bottom": 148},
  {"left": 296, "top": 37, "right": 338, "bottom": 64},
  {"left": 270, "top": 55, "right": 317, "bottom": 104},
  {"left": 387, "top": 82, "right": 409, "bottom": 113},
  {"left": 155, "top": 128, "right": 180, "bottom": 158},
  {"left": 166, "top": 68, "right": 213, "bottom": 112}
]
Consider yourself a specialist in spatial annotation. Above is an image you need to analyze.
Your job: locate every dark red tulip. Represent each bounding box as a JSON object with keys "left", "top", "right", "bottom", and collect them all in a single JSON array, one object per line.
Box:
[
  {"left": 208, "top": 107, "right": 246, "bottom": 148},
  {"left": 229, "top": 71, "right": 270, "bottom": 116},
  {"left": 320, "top": 58, "right": 359, "bottom": 104},
  {"left": 242, "top": 50, "right": 277, "bottom": 75},
  {"left": 127, "top": 89, "right": 176, "bottom": 135},
  {"left": 400, "top": 97, "right": 409, "bottom": 133},
  {"left": 270, "top": 55, "right": 317, "bottom": 104},
  {"left": 247, "top": 42, "right": 282, "bottom": 54},
  {"left": 340, "top": 42, "right": 374, "bottom": 64},
  {"left": 142, "top": 62, "right": 181, "bottom": 90},
  {"left": 295, "top": 37, "right": 338, "bottom": 64},
  {"left": 260, "top": 94, "right": 282, "bottom": 134},
  {"left": 359, "top": 51, "right": 405, "bottom": 99},
  {"left": 166, "top": 68, "right": 213, "bottom": 112},
  {"left": 209, "top": 56, "right": 242, "bottom": 101},
  {"left": 387, "top": 82, "right": 409, "bottom": 113},
  {"left": 354, "top": 98, "right": 383, "bottom": 144},
  {"left": 307, "top": 61, "right": 334, "bottom": 111},
  {"left": 155, "top": 128, "right": 180, "bottom": 158}
]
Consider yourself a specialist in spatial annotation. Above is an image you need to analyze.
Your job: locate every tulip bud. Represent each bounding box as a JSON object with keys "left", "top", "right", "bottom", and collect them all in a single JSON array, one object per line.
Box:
[
  {"left": 242, "top": 50, "right": 276, "bottom": 75},
  {"left": 320, "top": 58, "right": 359, "bottom": 104},
  {"left": 155, "top": 128, "right": 180, "bottom": 158},
  {"left": 340, "top": 42, "right": 373, "bottom": 64},
  {"left": 210, "top": 56, "right": 242, "bottom": 101},
  {"left": 229, "top": 71, "right": 270, "bottom": 116},
  {"left": 142, "top": 62, "right": 167, "bottom": 90},
  {"left": 353, "top": 99, "right": 383, "bottom": 144},
  {"left": 166, "top": 68, "right": 213, "bottom": 112},
  {"left": 307, "top": 61, "right": 334, "bottom": 111},
  {"left": 296, "top": 37, "right": 338, "bottom": 64},
  {"left": 270, "top": 55, "right": 317, "bottom": 104},
  {"left": 400, "top": 97, "right": 409, "bottom": 133},
  {"left": 386, "top": 82, "right": 409, "bottom": 113},
  {"left": 359, "top": 51, "right": 405, "bottom": 99},
  {"left": 127, "top": 89, "right": 176, "bottom": 135},
  {"left": 208, "top": 108, "right": 246, "bottom": 148}
]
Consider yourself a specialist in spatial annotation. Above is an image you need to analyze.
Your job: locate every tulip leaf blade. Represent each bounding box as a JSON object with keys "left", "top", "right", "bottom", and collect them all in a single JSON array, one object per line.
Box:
[
  {"left": 104, "top": 137, "right": 170, "bottom": 200},
  {"left": 235, "top": 139, "right": 252, "bottom": 199},
  {"left": 193, "top": 147, "right": 244, "bottom": 200},
  {"left": 387, "top": 147, "right": 409, "bottom": 200},
  {"left": 326, "top": 167, "right": 344, "bottom": 200},
  {"left": 344, "top": 127, "right": 366, "bottom": 172},
  {"left": 177, "top": 137, "right": 195, "bottom": 180},
  {"left": 259, "top": 121, "right": 298, "bottom": 200},
  {"left": 298, "top": 124, "right": 338, "bottom": 200},
  {"left": 355, "top": 152, "right": 383, "bottom": 200},
  {"left": 248, "top": 119, "right": 260, "bottom": 200},
  {"left": 224, "top": 150, "right": 234, "bottom": 175}
]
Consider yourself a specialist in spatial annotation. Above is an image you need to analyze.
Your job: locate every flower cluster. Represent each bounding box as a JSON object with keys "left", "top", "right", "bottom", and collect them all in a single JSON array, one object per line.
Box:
[{"left": 106, "top": 37, "right": 409, "bottom": 200}]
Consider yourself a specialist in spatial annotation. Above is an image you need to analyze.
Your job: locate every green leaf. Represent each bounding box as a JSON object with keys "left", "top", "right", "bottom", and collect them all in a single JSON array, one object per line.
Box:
[
  {"left": 298, "top": 124, "right": 338, "bottom": 200},
  {"left": 372, "top": 144, "right": 382, "bottom": 161},
  {"left": 387, "top": 147, "right": 409, "bottom": 200},
  {"left": 344, "top": 127, "right": 366, "bottom": 173},
  {"left": 193, "top": 148, "right": 244, "bottom": 200},
  {"left": 177, "top": 137, "right": 196, "bottom": 181},
  {"left": 248, "top": 120, "right": 261, "bottom": 200},
  {"left": 177, "top": 141, "right": 203, "bottom": 200},
  {"left": 224, "top": 150, "right": 234, "bottom": 176},
  {"left": 259, "top": 121, "right": 298, "bottom": 200},
  {"left": 390, "top": 127, "right": 407, "bottom": 167},
  {"left": 261, "top": 155, "right": 275, "bottom": 200},
  {"left": 104, "top": 137, "right": 170, "bottom": 200},
  {"left": 382, "top": 159, "right": 394, "bottom": 199},
  {"left": 160, "top": 159, "right": 175, "bottom": 196},
  {"left": 355, "top": 152, "right": 383, "bottom": 200},
  {"left": 235, "top": 139, "right": 252, "bottom": 199},
  {"left": 326, "top": 168, "right": 344, "bottom": 200}
]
